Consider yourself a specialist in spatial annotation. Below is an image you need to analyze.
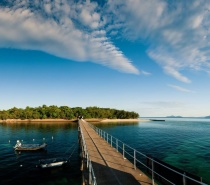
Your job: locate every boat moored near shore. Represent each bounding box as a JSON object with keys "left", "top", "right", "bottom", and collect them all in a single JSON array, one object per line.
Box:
[
  {"left": 38, "top": 158, "right": 68, "bottom": 169},
  {"left": 150, "top": 119, "right": 165, "bottom": 121},
  {"left": 14, "top": 140, "right": 47, "bottom": 151}
]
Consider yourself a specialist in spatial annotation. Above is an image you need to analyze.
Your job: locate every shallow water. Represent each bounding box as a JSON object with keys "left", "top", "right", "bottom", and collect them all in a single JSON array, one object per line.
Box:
[
  {"left": 94, "top": 118, "right": 210, "bottom": 184},
  {"left": 1, "top": 118, "right": 210, "bottom": 184}
]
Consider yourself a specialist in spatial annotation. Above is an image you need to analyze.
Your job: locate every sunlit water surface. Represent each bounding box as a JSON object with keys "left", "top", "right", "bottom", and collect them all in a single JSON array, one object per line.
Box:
[
  {"left": 94, "top": 118, "right": 210, "bottom": 184},
  {"left": 1, "top": 118, "right": 210, "bottom": 184}
]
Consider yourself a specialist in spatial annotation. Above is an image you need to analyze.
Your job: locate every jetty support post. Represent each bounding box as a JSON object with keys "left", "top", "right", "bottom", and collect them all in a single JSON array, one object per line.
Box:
[
  {"left": 116, "top": 139, "right": 118, "bottom": 152},
  {"left": 107, "top": 133, "right": 108, "bottom": 143},
  {"left": 183, "top": 172, "right": 186, "bottom": 185},
  {"left": 152, "top": 159, "right": 155, "bottom": 185},
  {"left": 134, "top": 150, "right": 136, "bottom": 170},
  {"left": 111, "top": 136, "right": 112, "bottom": 147},
  {"left": 123, "top": 143, "right": 125, "bottom": 159},
  {"left": 89, "top": 160, "right": 92, "bottom": 185}
]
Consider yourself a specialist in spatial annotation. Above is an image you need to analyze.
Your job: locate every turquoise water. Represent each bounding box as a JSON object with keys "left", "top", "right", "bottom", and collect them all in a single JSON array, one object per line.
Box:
[
  {"left": 1, "top": 118, "right": 210, "bottom": 184},
  {"left": 94, "top": 118, "right": 210, "bottom": 184}
]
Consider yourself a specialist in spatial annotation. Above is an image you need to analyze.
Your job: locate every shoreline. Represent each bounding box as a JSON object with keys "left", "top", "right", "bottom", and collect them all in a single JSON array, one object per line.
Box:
[
  {"left": 98, "top": 118, "right": 149, "bottom": 122},
  {"left": 0, "top": 119, "right": 77, "bottom": 123},
  {"left": 0, "top": 118, "right": 150, "bottom": 123}
]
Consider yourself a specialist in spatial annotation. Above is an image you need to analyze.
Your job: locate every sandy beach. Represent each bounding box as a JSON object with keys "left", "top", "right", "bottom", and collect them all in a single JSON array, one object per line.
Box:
[
  {"left": 81, "top": 118, "right": 149, "bottom": 123},
  {"left": 99, "top": 118, "right": 149, "bottom": 122},
  {"left": 0, "top": 118, "right": 150, "bottom": 123}
]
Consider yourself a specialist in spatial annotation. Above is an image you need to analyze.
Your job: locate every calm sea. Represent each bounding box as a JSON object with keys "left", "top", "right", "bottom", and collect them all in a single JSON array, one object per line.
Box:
[
  {"left": 0, "top": 118, "right": 210, "bottom": 184},
  {"left": 95, "top": 118, "right": 210, "bottom": 184},
  {"left": 0, "top": 122, "right": 81, "bottom": 185}
]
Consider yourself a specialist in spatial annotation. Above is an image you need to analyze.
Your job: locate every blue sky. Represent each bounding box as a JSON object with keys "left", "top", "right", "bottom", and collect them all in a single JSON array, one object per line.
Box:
[{"left": 0, "top": 0, "right": 210, "bottom": 117}]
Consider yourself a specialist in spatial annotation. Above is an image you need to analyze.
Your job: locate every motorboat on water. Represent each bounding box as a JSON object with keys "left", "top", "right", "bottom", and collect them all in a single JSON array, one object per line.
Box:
[
  {"left": 37, "top": 142, "right": 76, "bottom": 169},
  {"left": 14, "top": 140, "right": 47, "bottom": 151},
  {"left": 38, "top": 157, "right": 68, "bottom": 169}
]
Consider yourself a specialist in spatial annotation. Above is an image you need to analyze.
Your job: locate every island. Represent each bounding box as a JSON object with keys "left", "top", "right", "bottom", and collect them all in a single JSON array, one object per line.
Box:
[{"left": 0, "top": 105, "right": 140, "bottom": 123}]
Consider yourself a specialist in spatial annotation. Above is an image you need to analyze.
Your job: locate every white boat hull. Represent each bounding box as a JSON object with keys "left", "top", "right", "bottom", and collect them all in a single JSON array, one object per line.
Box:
[{"left": 39, "top": 158, "right": 68, "bottom": 169}]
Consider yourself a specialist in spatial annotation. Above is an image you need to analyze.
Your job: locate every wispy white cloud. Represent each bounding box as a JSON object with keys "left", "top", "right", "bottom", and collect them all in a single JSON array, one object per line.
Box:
[
  {"left": 141, "top": 70, "right": 151, "bottom": 76},
  {"left": 2, "top": 0, "right": 210, "bottom": 81},
  {"left": 106, "top": 0, "right": 168, "bottom": 40},
  {"left": 0, "top": 0, "right": 139, "bottom": 74},
  {"left": 105, "top": 0, "right": 210, "bottom": 82},
  {"left": 148, "top": 47, "right": 191, "bottom": 83},
  {"left": 168, "top": 84, "right": 196, "bottom": 93}
]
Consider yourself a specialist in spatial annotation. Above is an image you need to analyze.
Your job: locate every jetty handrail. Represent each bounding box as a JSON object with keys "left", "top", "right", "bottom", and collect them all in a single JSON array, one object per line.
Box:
[
  {"left": 78, "top": 122, "right": 97, "bottom": 185},
  {"left": 86, "top": 121, "right": 207, "bottom": 185}
]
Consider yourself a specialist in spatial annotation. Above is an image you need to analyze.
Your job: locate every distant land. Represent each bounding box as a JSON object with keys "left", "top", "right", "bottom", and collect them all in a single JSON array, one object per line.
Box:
[
  {"left": 143, "top": 116, "right": 210, "bottom": 119},
  {"left": 167, "top": 115, "right": 210, "bottom": 119},
  {"left": 166, "top": 116, "right": 210, "bottom": 118},
  {"left": 166, "top": 115, "right": 183, "bottom": 118}
]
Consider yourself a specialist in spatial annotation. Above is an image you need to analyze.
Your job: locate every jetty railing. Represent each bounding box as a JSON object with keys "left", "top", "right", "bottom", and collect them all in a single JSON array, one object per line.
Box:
[
  {"left": 86, "top": 121, "right": 207, "bottom": 185},
  {"left": 78, "top": 122, "right": 97, "bottom": 185}
]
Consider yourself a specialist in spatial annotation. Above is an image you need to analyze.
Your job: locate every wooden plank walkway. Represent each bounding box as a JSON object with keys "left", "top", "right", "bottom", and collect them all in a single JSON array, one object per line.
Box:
[{"left": 79, "top": 119, "right": 154, "bottom": 185}]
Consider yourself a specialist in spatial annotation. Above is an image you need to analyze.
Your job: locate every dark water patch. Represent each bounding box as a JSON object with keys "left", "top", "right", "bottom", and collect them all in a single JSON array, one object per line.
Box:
[
  {"left": 0, "top": 122, "right": 81, "bottom": 185},
  {"left": 204, "top": 153, "right": 210, "bottom": 160},
  {"left": 178, "top": 158, "right": 191, "bottom": 164}
]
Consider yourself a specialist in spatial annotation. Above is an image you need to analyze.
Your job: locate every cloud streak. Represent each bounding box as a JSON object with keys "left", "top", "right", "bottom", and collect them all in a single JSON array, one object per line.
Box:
[
  {"left": 168, "top": 84, "right": 196, "bottom": 93},
  {"left": 2, "top": 0, "right": 210, "bottom": 81},
  {"left": 105, "top": 0, "right": 210, "bottom": 82},
  {"left": 0, "top": 0, "right": 139, "bottom": 74}
]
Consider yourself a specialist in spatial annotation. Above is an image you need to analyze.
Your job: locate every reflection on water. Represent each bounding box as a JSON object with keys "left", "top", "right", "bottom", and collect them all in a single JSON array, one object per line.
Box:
[
  {"left": 93, "top": 122, "right": 138, "bottom": 128},
  {"left": 0, "top": 121, "right": 77, "bottom": 131},
  {"left": 0, "top": 122, "right": 81, "bottom": 185},
  {"left": 1, "top": 119, "right": 210, "bottom": 184},
  {"left": 94, "top": 119, "right": 210, "bottom": 184}
]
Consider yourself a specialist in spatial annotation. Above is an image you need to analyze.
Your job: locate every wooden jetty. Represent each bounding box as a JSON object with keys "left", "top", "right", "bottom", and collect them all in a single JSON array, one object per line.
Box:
[
  {"left": 78, "top": 119, "right": 207, "bottom": 185},
  {"left": 78, "top": 119, "right": 154, "bottom": 185}
]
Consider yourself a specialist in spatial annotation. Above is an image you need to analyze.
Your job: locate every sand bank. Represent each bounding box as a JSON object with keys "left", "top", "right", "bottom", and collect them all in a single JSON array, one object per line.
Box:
[
  {"left": 85, "top": 118, "right": 150, "bottom": 123},
  {"left": 0, "top": 118, "right": 150, "bottom": 123},
  {"left": 100, "top": 118, "right": 149, "bottom": 122}
]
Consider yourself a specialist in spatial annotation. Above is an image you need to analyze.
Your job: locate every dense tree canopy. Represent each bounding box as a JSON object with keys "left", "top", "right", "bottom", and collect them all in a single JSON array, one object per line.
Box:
[{"left": 0, "top": 105, "right": 139, "bottom": 120}]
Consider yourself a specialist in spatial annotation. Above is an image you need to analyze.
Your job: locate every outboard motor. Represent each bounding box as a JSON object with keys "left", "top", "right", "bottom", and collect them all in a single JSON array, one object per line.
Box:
[{"left": 14, "top": 140, "right": 22, "bottom": 148}]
